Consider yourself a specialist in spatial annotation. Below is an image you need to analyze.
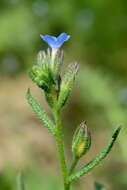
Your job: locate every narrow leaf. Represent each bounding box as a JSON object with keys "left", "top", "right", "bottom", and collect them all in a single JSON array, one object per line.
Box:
[
  {"left": 67, "top": 127, "right": 121, "bottom": 183},
  {"left": 26, "top": 88, "right": 56, "bottom": 136},
  {"left": 17, "top": 173, "right": 26, "bottom": 190}
]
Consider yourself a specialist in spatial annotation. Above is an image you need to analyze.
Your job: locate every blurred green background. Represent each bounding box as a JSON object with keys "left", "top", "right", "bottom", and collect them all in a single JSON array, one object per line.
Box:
[{"left": 0, "top": 0, "right": 127, "bottom": 189}]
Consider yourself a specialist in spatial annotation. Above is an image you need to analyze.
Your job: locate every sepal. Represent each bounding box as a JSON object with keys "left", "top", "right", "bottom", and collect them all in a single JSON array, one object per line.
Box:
[{"left": 53, "top": 50, "right": 63, "bottom": 79}]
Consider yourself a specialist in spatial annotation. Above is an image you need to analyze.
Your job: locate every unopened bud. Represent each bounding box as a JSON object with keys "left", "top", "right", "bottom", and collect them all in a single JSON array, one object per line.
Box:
[
  {"left": 57, "top": 62, "right": 79, "bottom": 110},
  {"left": 72, "top": 121, "right": 91, "bottom": 159}
]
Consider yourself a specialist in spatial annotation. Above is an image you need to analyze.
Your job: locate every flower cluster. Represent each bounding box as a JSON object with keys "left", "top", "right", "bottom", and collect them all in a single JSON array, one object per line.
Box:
[{"left": 29, "top": 33, "right": 78, "bottom": 109}]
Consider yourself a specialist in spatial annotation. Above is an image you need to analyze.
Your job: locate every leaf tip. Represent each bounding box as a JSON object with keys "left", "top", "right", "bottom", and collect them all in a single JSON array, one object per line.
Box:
[{"left": 112, "top": 126, "right": 122, "bottom": 139}]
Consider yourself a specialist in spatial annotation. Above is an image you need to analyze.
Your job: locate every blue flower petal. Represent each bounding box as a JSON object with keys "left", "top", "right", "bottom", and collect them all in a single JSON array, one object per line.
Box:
[
  {"left": 40, "top": 35, "right": 57, "bottom": 48},
  {"left": 40, "top": 33, "right": 70, "bottom": 48},
  {"left": 57, "top": 33, "right": 70, "bottom": 45}
]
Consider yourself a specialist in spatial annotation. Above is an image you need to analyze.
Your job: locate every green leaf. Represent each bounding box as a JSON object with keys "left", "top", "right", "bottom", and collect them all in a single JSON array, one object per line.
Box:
[
  {"left": 94, "top": 182, "right": 107, "bottom": 190},
  {"left": 67, "top": 127, "right": 121, "bottom": 183},
  {"left": 17, "top": 173, "right": 26, "bottom": 190},
  {"left": 26, "top": 88, "right": 56, "bottom": 136}
]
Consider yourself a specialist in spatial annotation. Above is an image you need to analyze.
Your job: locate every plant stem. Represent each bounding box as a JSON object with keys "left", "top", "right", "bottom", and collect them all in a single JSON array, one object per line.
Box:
[
  {"left": 53, "top": 110, "right": 69, "bottom": 190},
  {"left": 69, "top": 157, "right": 78, "bottom": 174},
  {"left": 64, "top": 183, "right": 70, "bottom": 190}
]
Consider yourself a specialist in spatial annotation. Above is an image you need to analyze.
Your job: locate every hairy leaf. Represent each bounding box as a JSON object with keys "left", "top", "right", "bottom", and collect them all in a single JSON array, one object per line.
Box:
[{"left": 26, "top": 88, "right": 56, "bottom": 136}]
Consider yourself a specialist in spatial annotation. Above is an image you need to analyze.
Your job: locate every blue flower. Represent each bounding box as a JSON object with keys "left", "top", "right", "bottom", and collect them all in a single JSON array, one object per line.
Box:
[{"left": 40, "top": 33, "right": 70, "bottom": 48}]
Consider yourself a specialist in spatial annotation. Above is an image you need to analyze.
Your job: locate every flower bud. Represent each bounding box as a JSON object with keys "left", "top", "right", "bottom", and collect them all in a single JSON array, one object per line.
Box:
[
  {"left": 72, "top": 121, "right": 91, "bottom": 159},
  {"left": 29, "top": 50, "right": 51, "bottom": 91},
  {"left": 57, "top": 62, "right": 79, "bottom": 110},
  {"left": 29, "top": 49, "right": 65, "bottom": 108}
]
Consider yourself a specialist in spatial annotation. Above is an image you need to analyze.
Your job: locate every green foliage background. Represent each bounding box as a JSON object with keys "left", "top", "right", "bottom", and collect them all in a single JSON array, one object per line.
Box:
[{"left": 0, "top": 0, "right": 127, "bottom": 189}]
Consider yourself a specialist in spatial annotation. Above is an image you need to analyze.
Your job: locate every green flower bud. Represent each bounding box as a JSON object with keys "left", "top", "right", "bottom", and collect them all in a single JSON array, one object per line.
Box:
[
  {"left": 29, "top": 49, "right": 64, "bottom": 108},
  {"left": 72, "top": 121, "right": 91, "bottom": 159},
  {"left": 57, "top": 62, "right": 79, "bottom": 110},
  {"left": 29, "top": 50, "right": 51, "bottom": 91},
  {"left": 29, "top": 49, "right": 63, "bottom": 88}
]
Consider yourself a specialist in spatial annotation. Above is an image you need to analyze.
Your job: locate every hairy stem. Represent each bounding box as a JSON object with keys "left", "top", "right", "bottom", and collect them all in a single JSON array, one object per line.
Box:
[
  {"left": 64, "top": 184, "right": 70, "bottom": 190},
  {"left": 69, "top": 157, "right": 79, "bottom": 174},
  {"left": 53, "top": 110, "right": 69, "bottom": 190}
]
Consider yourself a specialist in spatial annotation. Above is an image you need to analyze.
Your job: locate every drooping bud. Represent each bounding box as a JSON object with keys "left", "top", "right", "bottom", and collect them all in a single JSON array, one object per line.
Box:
[{"left": 72, "top": 121, "right": 91, "bottom": 159}]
